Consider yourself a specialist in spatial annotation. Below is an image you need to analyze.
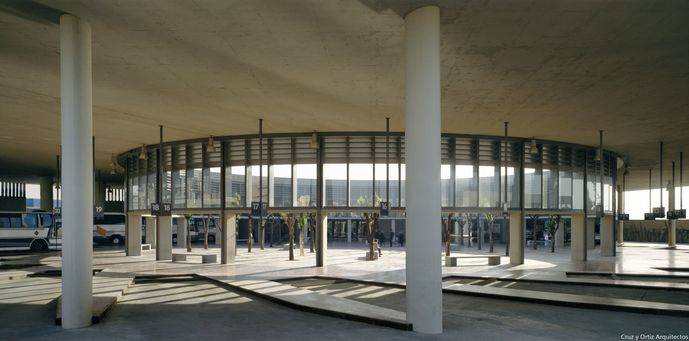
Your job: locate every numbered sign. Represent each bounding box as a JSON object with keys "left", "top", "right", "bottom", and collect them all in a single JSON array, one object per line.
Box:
[
  {"left": 644, "top": 213, "right": 655, "bottom": 221},
  {"left": 380, "top": 201, "right": 389, "bottom": 216},
  {"left": 151, "top": 203, "right": 172, "bottom": 216},
  {"left": 674, "top": 209, "right": 686, "bottom": 219},
  {"left": 617, "top": 213, "right": 629, "bottom": 221},
  {"left": 652, "top": 207, "right": 665, "bottom": 219},
  {"left": 94, "top": 206, "right": 105, "bottom": 219},
  {"left": 251, "top": 202, "right": 268, "bottom": 217}
]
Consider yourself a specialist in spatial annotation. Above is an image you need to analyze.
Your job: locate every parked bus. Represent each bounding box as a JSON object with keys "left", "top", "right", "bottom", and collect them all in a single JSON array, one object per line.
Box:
[
  {"left": 0, "top": 211, "right": 60, "bottom": 252},
  {"left": 93, "top": 212, "right": 126, "bottom": 245}
]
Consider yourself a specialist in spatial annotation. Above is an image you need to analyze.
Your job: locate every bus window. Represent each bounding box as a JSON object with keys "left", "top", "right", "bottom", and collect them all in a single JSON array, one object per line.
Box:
[
  {"left": 103, "top": 214, "right": 125, "bottom": 225},
  {"left": 41, "top": 214, "right": 53, "bottom": 228},
  {"left": 0, "top": 214, "right": 11, "bottom": 228},
  {"left": 8, "top": 214, "right": 22, "bottom": 228},
  {"left": 22, "top": 214, "right": 38, "bottom": 228}
]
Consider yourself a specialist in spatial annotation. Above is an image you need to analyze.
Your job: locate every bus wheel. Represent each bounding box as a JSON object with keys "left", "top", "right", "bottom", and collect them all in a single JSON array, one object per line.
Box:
[
  {"left": 30, "top": 240, "right": 48, "bottom": 252},
  {"left": 110, "top": 235, "right": 124, "bottom": 245}
]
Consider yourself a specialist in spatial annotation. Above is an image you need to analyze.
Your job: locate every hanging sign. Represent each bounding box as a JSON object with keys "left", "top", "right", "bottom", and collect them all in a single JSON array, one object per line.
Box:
[
  {"left": 380, "top": 201, "right": 389, "bottom": 216},
  {"left": 94, "top": 206, "right": 105, "bottom": 220},
  {"left": 652, "top": 207, "right": 665, "bottom": 219},
  {"left": 251, "top": 201, "right": 267, "bottom": 217},
  {"left": 617, "top": 213, "right": 629, "bottom": 221},
  {"left": 151, "top": 203, "right": 171, "bottom": 216}
]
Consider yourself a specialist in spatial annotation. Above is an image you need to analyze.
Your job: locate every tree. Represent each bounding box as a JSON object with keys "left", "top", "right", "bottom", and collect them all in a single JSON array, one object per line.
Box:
[
  {"left": 247, "top": 216, "right": 253, "bottom": 253},
  {"left": 202, "top": 214, "right": 210, "bottom": 250},
  {"left": 364, "top": 213, "right": 378, "bottom": 260},
  {"left": 259, "top": 217, "right": 266, "bottom": 250},
  {"left": 444, "top": 213, "right": 454, "bottom": 256},
  {"left": 282, "top": 213, "right": 296, "bottom": 261},
  {"left": 545, "top": 215, "right": 561, "bottom": 253},
  {"left": 485, "top": 213, "right": 495, "bottom": 253},
  {"left": 298, "top": 213, "right": 307, "bottom": 256},
  {"left": 457, "top": 214, "right": 467, "bottom": 247},
  {"left": 308, "top": 213, "right": 316, "bottom": 253}
]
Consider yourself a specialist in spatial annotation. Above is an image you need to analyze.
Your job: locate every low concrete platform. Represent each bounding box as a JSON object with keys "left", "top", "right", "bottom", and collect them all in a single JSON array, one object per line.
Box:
[
  {"left": 444, "top": 283, "right": 689, "bottom": 316},
  {"left": 172, "top": 253, "right": 217, "bottom": 263},
  {"left": 445, "top": 254, "right": 501, "bottom": 266},
  {"left": 205, "top": 276, "right": 411, "bottom": 330},
  {"left": 55, "top": 270, "right": 135, "bottom": 325}
]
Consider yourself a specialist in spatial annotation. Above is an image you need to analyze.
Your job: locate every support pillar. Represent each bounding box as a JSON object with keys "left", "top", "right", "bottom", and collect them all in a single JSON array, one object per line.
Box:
[
  {"left": 669, "top": 220, "right": 677, "bottom": 248},
  {"left": 404, "top": 5, "right": 442, "bottom": 334},
  {"left": 316, "top": 212, "right": 328, "bottom": 266},
  {"left": 222, "top": 213, "right": 237, "bottom": 264},
  {"left": 509, "top": 211, "right": 524, "bottom": 265},
  {"left": 571, "top": 213, "right": 587, "bottom": 261},
  {"left": 145, "top": 216, "right": 156, "bottom": 249},
  {"left": 617, "top": 220, "right": 624, "bottom": 246},
  {"left": 586, "top": 218, "right": 596, "bottom": 249},
  {"left": 60, "top": 14, "right": 93, "bottom": 329},
  {"left": 39, "top": 176, "right": 53, "bottom": 211},
  {"left": 600, "top": 215, "right": 614, "bottom": 256},
  {"left": 156, "top": 216, "right": 172, "bottom": 260},
  {"left": 176, "top": 217, "right": 187, "bottom": 247},
  {"left": 346, "top": 219, "right": 352, "bottom": 243},
  {"left": 126, "top": 214, "right": 142, "bottom": 256}
]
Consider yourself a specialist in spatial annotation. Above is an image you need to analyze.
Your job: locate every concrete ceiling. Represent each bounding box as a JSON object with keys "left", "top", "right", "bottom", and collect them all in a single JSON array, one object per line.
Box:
[{"left": 0, "top": 0, "right": 687, "bottom": 189}]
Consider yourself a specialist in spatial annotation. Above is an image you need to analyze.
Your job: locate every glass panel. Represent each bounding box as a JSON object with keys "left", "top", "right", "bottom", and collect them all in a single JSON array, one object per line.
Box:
[
  {"left": 129, "top": 176, "right": 139, "bottom": 210},
  {"left": 173, "top": 169, "right": 186, "bottom": 208},
  {"left": 604, "top": 176, "right": 612, "bottom": 211},
  {"left": 147, "top": 172, "right": 156, "bottom": 207},
  {"left": 479, "top": 165, "right": 499, "bottom": 207},
  {"left": 138, "top": 175, "right": 146, "bottom": 209},
  {"left": 400, "top": 164, "right": 406, "bottom": 207},
  {"left": 586, "top": 171, "right": 600, "bottom": 212},
  {"left": 203, "top": 167, "right": 221, "bottom": 208},
  {"left": 558, "top": 170, "right": 572, "bottom": 209},
  {"left": 250, "top": 165, "right": 268, "bottom": 203},
  {"left": 295, "top": 164, "right": 316, "bottom": 207},
  {"left": 374, "top": 163, "right": 387, "bottom": 205},
  {"left": 22, "top": 213, "right": 38, "bottom": 228},
  {"left": 572, "top": 170, "right": 584, "bottom": 210},
  {"left": 388, "top": 163, "right": 400, "bottom": 207},
  {"left": 324, "top": 164, "right": 347, "bottom": 207},
  {"left": 227, "top": 166, "right": 246, "bottom": 207},
  {"left": 500, "top": 166, "right": 520, "bottom": 209},
  {"left": 187, "top": 168, "right": 202, "bottom": 208},
  {"left": 456, "top": 165, "right": 477, "bottom": 207},
  {"left": 441, "top": 164, "right": 452, "bottom": 207},
  {"left": 349, "top": 163, "right": 373, "bottom": 207},
  {"left": 162, "top": 170, "right": 172, "bottom": 204},
  {"left": 524, "top": 167, "right": 542, "bottom": 209},
  {"left": 271, "top": 164, "right": 292, "bottom": 207},
  {"left": 543, "top": 168, "right": 558, "bottom": 209}
]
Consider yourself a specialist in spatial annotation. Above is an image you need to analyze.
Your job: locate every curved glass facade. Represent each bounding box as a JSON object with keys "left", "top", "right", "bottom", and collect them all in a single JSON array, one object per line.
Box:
[{"left": 120, "top": 132, "right": 617, "bottom": 213}]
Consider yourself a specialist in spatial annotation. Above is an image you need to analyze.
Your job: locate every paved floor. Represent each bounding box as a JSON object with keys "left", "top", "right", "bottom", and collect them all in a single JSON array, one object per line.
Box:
[{"left": 1, "top": 242, "right": 688, "bottom": 340}]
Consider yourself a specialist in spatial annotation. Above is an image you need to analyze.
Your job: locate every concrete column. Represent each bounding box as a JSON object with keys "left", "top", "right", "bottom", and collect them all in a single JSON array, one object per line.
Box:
[
  {"left": 126, "top": 213, "right": 142, "bottom": 256},
  {"left": 509, "top": 211, "right": 524, "bottom": 265},
  {"left": 346, "top": 219, "right": 352, "bottom": 243},
  {"left": 404, "top": 5, "right": 442, "bottom": 334},
  {"left": 600, "top": 215, "right": 614, "bottom": 256},
  {"left": 59, "top": 14, "right": 93, "bottom": 329},
  {"left": 617, "top": 184, "right": 624, "bottom": 245},
  {"left": 669, "top": 220, "right": 677, "bottom": 248},
  {"left": 452, "top": 220, "right": 459, "bottom": 244},
  {"left": 316, "top": 212, "right": 328, "bottom": 266},
  {"left": 156, "top": 216, "right": 172, "bottom": 260},
  {"left": 39, "top": 177, "right": 53, "bottom": 211},
  {"left": 555, "top": 219, "right": 565, "bottom": 249},
  {"left": 176, "top": 217, "right": 187, "bottom": 247},
  {"left": 586, "top": 218, "right": 596, "bottom": 249},
  {"left": 617, "top": 220, "right": 624, "bottom": 246},
  {"left": 222, "top": 213, "right": 236, "bottom": 264},
  {"left": 571, "top": 213, "right": 587, "bottom": 261},
  {"left": 145, "top": 216, "right": 156, "bottom": 248}
]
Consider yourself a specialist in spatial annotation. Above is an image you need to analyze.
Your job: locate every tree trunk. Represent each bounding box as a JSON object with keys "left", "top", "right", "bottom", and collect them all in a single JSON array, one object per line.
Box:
[
  {"left": 203, "top": 215, "right": 209, "bottom": 250},
  {"left": 248, "top": 218, "right": 253, "bottom": 253},
  {"left": 366, "top": 215, "right": 375, "bottom": 260},
  {"left": 288, "top": 217, "right": 295, "bottom": 261},
  {"left": 259, "top": 218, "right": 265, "bottom": 250},
  {"left": 309, "top": 215, "right": 315, "bottom": 253},
  {"left": 445, "top": 214, "right": 453, "bottom": 256},
  {"left": 505, "top": 214, "right": 510, "bottom": 256},
  {"left": 299, "top": 216, "right": 305, "bottom": 256},
  {"left": 477, "top": 217, "right": 482, "bottom": 250},
  {"left": 186, "top": 216, "right": 192, "bottom": 253},
  {"left": 488, "top": 221, "right": 494, "bottom": 253}
]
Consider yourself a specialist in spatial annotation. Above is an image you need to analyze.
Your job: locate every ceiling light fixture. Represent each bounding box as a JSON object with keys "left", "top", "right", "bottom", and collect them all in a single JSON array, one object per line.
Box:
[
  {"left": 309, "top": 131, "right": 319, "bottom": 149},
  {"left": 207, "top": 136, "right": 216, "bottom": 153},
  {"left": 139, "top": 144, "right": 147, "bottom": 160},
  {"left": 529, "top": 138, "right": 539, "bottom": 155}
]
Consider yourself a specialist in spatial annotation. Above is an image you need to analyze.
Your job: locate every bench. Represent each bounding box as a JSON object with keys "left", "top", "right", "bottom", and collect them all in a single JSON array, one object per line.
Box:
[
  {"left": 172, "top": 253, "right": 217, "bottom": 264},
  {"left": 141, "top": 244, "right": 152, "bottom": 251},
  {"left": 444, "top": 255, "right": 501, "bottom": 267}
]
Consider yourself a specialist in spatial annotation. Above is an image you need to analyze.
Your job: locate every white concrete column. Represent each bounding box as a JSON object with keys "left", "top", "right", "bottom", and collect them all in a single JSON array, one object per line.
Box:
[
  {"left": 555, "top": 219, "right": 565, "bottom": 249},
  {"left": 222, "top": 213, "right": 237, "bottom": 264},
  {"left": 571, "top": 213, "right": 587, "bottom": 261},
  {"left": 509, "top": 211, "right": 524, "bottom": 265},
  {"left": 587, "top": 218, "right": 596, "bottom": 249},
  {"left": 126, "top": 213, "right": 142, "bottom": 256},
  {"left": 145, "top": 216, "right": 156, "bottom": 249},
  {"left": 617, "top": 184, "right": 624, "bottom": 245},
  {"left": 600, "top": 215, "right": 614, "bottom": 256},
  {"left": 156, "top": 216, "right": 172, "bottom": 260},
  {"left": 176, "top": 217, "right": 187, "bottom": 247},
  {"left": 39, "top": 177, "right": 53, "bottom": 211},
  {"left": 59, "top": 14, "right": 93, "bottom": 329},
  {"left": 669, "top": 220, "right": 677, "bottom": 248},
  {"left": 316, "top": 212, "right": 328, "bottom": 266},
  {"left": 404, "top": 5, "right": 442, "bottom": 334},
  {"left": 617, "top": 220, "right": 624, "bottom": 246},
  {"left": 346, "top": 219, "right": 352, "bottom": 244}
]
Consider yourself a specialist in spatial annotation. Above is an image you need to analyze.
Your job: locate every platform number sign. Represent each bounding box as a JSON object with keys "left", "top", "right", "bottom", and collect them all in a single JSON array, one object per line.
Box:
[
  {"left": 94, "top": 206, "right": 105, "bottom": 220},
  {"left": 251, "top": 201, "right": 267, "bottom": 217},
  {"left": 151, "top": 203, "right": 171, "bottom": 216},
  {"left": 617, "top": 213, "right": 629, "bottom": 221},
  {"left": 380, "top": 201, "right": 389, "bottom": 217}
]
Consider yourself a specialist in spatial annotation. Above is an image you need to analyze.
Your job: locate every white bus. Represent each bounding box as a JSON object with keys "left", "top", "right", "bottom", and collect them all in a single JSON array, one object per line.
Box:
[
  {"left": 0, "top": 211, "right": 60, "bottom": 252},
  {"left": 93, "top": 212, "right": 126, "bottom": 245}
]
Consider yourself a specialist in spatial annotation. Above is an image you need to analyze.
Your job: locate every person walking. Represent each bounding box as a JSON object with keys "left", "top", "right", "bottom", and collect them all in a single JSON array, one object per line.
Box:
[{"left": 389, "top": 231, "right": 394, "bottom": 247}]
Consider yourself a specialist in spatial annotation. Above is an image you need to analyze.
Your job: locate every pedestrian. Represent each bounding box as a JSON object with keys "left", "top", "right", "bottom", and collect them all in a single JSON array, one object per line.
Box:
[
  {"left": 398, "top": 232, "right": 405, "bottom": 247},
  {"left": 389, "top": 231, "right": 394, "bottom": 247}
]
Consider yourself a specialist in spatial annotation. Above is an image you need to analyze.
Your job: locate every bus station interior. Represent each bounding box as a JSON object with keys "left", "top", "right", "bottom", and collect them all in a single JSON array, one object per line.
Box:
[{"left": 1, "top": 0, "right": 688, "bottom": 339}]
